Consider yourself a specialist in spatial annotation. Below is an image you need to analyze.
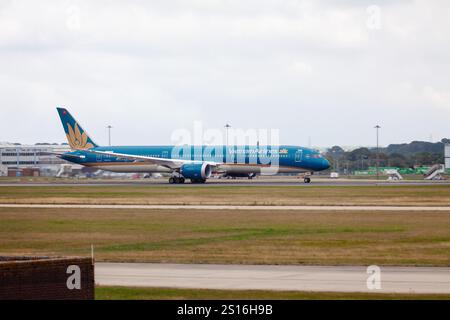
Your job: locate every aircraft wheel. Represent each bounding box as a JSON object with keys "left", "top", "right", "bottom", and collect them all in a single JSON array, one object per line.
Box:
[
  {"left": 180, "top": 178, "right": 185, "bottom": 184},
  {"left": 304, "top": 177, "right": 311, "bottom": 183},
  {"left": 169, "top": 177, "right": 175, "bottom": 184}
]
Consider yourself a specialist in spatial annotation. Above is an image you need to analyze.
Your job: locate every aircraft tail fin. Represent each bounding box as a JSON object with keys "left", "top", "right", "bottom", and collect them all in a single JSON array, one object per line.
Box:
[{"left": 57, "top": 107, "right": 98, "bottom": 150}]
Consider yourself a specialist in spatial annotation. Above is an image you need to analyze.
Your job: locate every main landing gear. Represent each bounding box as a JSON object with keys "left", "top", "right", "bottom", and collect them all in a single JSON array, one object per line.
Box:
[
  {"left": 169, "top": 177, "right": 185, "bottom": 184},
  {"left": 303, "top": 177, "right": 311, "bottom": 183},
  {"left": 168, "top": 175, "right": 206, "bottom": 184}
]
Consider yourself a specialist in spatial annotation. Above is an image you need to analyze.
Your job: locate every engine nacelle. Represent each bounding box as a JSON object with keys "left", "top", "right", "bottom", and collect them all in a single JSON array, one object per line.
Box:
[{"left": 180, "top": 163, "right": 212, "bottom": 180}]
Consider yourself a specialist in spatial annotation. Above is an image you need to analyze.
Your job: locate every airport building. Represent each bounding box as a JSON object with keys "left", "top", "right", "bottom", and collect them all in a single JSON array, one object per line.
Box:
[{"left": 0, "top": 143, "right": 73, "bottom": 177}]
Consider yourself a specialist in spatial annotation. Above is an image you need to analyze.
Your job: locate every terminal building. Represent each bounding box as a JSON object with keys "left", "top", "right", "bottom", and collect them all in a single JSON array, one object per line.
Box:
[{"left": 0, "top": 143, "right": 74, "bottom": 177}]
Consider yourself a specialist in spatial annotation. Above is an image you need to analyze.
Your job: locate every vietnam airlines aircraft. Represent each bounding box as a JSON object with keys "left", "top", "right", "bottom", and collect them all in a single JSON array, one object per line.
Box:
[{"left": 56, "top": 108, "right": 330, "bottom": 184}]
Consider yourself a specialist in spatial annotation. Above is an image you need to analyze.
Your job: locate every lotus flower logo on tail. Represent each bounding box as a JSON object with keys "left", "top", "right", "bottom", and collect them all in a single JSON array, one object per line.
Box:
[
  {"left": 66, "top": 122, "right": 95, "bottom": 150},
  {"left": 57, "top": 108, "right": 98, "bottom": 150}
]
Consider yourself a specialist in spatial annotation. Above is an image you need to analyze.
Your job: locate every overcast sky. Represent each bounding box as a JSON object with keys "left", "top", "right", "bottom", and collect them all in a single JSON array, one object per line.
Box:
[{"left": 1, "top": 0, "right": 449, "bottom": 147}]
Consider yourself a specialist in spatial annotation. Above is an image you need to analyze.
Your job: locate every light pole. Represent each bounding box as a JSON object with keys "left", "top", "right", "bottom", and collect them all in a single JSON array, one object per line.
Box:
[
  {"left": 374, "top": 125, "right": 381, "bottom": 180},
  {"left": 107, "top": 125, "right": 113, "bottom": 146},
  {"left": 361, "top": 155, "right": 367, "bottom": 170},
  {"left": 224, "top": 124, "right": 231, "bottom": 146}
]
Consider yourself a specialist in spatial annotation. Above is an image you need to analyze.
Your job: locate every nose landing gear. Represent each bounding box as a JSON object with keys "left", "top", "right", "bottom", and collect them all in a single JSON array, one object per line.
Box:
[{"left": 300, "top": 172, "right": 312, "bottom": 183}]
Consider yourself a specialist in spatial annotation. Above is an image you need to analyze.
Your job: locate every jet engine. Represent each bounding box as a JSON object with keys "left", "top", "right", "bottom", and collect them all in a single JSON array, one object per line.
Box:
[{"left": 180, "top": 163, "right": 212, "bottom": 181}]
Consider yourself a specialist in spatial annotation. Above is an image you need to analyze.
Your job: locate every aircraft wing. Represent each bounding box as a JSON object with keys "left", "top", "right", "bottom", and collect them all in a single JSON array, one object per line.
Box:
[
  {"left": 86, "top": 150, "right": 220, "bottom": 170},
  {"left": 42, "top": 151, "right": 87, "bottom": 159}
]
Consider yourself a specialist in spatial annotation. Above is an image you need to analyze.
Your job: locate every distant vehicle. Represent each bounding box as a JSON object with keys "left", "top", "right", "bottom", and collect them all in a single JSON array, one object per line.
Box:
[
  {"left": 55, "top": 108, "right": 330, "bottom": 184},
  {"left": 385, "top": 169, "right": 403, "bottom": 180},
  {"left": 143, "top": 173, "right": 163, "bottom": 179},
  {"left": 330, "top": 172, "right": 339, "bottom": 179},
  {"left": 424, "top": 164, "right": 446, "bottom": 180},
  {"left": 220, "top": 172, "right": 257, "bottom": 179}
]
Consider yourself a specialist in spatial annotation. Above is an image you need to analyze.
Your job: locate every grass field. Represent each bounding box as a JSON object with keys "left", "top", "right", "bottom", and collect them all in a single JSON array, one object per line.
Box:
[
  {"left": 96, "top": 286, "right": 450, "bottom": 300},
  {"left": 1, "top": 207, "right": 449, "bottom": 266},
  {"left": 1, "top": 185, "right": 450, "bottom": 206}
]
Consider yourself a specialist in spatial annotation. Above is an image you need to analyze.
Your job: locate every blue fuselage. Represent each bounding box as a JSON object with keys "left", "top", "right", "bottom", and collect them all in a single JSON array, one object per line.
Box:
[{"left": 61, "top": 145, "right": 330, "bottom": 174}]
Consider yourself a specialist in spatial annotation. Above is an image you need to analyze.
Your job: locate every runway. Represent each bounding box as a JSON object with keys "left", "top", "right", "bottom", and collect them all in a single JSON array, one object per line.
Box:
[
  {"left": 95, "top": 263, "right": 450, "bottom": 294},
  {"left": 0, "top": 179, "right": 449, "bottom": 187},
  {"left": 2, "top": 203, "right": 450, "bottom": 211}
]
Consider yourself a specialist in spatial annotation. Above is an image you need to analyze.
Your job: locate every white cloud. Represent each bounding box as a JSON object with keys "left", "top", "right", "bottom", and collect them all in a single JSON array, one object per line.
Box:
[
  {"left": 423, "top": 86, "right": 450, "bottom": 111},
  {"left": 292, "top": 61, "right": 313, "bottom": 75},
  {"left": 0, "top": 0, "right": 449, "bottom": 146}
]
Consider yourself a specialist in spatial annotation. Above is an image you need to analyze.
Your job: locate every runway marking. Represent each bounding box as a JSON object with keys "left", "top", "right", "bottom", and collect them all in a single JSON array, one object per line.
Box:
[
  {"left": 95, "top": 263, "right": 450, "bottom": 294},
  {"left": 1, "top": 204, "right": 450, "bottom": 211}
]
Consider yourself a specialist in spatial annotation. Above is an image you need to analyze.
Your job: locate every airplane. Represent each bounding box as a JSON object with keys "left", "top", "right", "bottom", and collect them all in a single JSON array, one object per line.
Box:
[{"left": 56, "top": 107, "right": 330, "bottom": 184}]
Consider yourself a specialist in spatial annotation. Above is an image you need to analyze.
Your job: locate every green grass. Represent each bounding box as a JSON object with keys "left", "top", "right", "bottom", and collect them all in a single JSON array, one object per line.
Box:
[
  {"left": 96, "top": 286, "right": 450, "bottom": 300},
  {"left": 1, "top": 185, "right": 449, "bottom": 266},
  {"left": 1, "top": 185, "right": 450, "bottom": 206},
  {"left": 1, "top": 207, "right": 449, "bottom": 266}
]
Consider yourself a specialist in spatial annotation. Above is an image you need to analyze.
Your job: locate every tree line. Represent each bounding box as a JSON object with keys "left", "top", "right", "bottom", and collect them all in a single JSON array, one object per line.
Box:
[{"left": 325, "top": 138, "right": 449, "bottom": 172}]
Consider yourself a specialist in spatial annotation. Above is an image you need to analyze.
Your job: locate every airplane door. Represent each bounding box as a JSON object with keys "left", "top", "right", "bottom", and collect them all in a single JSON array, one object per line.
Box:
[{"left": 295, "top": 150, "right": 303, "bottom": 162}]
